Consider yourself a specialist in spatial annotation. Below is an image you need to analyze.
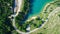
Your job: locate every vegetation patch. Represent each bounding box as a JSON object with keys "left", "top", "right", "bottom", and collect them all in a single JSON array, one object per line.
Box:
[
  {"left": 31, "top": 0, "right": 60, "bottom": 34},
  {"left": 0, "top": 0, "right": 14, "bottom": 34},
  {"left": 15, "top": 0, "right": 30, "bottom": 32}
]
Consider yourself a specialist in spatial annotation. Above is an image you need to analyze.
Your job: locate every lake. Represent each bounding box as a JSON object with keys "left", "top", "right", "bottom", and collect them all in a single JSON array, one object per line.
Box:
[{"left": 28, "top": 0, "right": 53, "bottom": 18}]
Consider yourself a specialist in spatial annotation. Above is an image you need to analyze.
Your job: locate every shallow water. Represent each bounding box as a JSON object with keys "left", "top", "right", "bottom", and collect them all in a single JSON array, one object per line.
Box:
[{"left": 28, "top": 0, "right": 53, "bottom": 18}]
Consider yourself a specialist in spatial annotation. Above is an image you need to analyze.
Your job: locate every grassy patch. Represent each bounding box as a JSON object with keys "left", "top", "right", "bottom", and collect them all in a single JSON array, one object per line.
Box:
[
  {"left": 31, "top": 10, "right": 60, "bottom": 34},
  {"left": 31, "top": 0, "right": 60, "bottom": 34}
]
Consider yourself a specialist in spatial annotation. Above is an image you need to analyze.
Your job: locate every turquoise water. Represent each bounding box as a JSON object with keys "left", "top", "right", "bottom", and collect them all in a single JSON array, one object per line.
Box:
[{"left": 28, "top": 0, "right": 53, "bottom": 18}]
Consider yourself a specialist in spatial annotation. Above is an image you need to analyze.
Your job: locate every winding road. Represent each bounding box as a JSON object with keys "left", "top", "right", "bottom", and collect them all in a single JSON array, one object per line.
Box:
[
  {"left": 11, "top": 0, "right": 27, "bottom": 34},
  {"left": 10, "top": 0, "right": 60, "bottom": 34},
  {"left": 28, "top": 7, "right": 60, "bottom": 33}
]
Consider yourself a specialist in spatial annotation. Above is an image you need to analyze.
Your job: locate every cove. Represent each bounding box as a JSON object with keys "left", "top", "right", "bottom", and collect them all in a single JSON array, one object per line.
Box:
[{"left": 28, "top": 0, "right": 53, "bottom": 18}]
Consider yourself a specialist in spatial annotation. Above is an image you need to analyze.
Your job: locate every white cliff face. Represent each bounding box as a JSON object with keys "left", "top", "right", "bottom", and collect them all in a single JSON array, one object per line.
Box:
[
  {"left": 14, "top": 0, "right": 23, "bottom": 12},
  {"left": 14, "top": 0, "right": 23, "bottom": 17}
]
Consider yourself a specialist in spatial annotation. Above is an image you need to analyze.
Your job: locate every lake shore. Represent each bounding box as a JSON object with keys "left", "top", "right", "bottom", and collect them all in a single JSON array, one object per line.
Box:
[{"left": 26, "top": 1, "right": 55, "bottom": 22}]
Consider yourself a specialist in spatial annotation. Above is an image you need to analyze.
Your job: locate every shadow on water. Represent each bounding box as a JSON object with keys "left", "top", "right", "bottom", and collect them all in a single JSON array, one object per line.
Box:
[
  {"left": 23, "top": 0, "right": 34, "bottom": 23},
  {"left": 28, "top": 0, "right": 34, "bottom": 15},
  {"left": 12, "top": 0, "right": 16, "bottom": 13},
  {"left": 15, "top": 0, "right": 35, "bottom": 25}
]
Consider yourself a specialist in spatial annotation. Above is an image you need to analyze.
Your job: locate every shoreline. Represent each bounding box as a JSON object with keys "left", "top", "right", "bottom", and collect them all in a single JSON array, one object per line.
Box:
[
  {"left": 26, "top": 1, "right": 55, "bottom": 21},
  {"left": 27, "top": 0, "right": 54, "bottom": 19},
  {"left": 40, "top": 1, "right": 55, "bottom": 13}
]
